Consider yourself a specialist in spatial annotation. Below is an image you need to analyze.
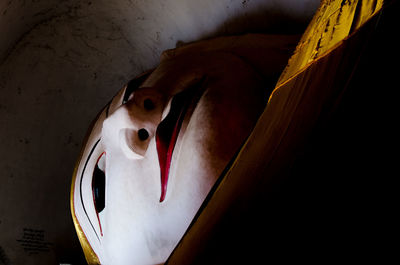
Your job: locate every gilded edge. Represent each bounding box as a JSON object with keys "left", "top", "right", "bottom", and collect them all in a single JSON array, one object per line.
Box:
[
  {"left": 70, "top": 114, "right": 102, "bottom": 265},
  {"left": 70, "top": 162, "right": 101, "bottom": 265}
]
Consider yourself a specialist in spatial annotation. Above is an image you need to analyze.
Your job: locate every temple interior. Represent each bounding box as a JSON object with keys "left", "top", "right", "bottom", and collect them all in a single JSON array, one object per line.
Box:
[{"left": 0, "top": 0, "right": 396, "bottom": 264}]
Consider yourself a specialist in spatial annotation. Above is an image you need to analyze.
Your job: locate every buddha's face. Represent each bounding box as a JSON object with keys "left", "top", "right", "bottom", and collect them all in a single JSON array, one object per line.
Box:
[{"left": 72, "top": 35, "right": 279, "bottom": 264}]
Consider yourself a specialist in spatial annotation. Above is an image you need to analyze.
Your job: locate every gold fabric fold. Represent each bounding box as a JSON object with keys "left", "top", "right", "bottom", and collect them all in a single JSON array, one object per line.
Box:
[{"left": 277, "top": 0, "right": 383, "bottom": 88}]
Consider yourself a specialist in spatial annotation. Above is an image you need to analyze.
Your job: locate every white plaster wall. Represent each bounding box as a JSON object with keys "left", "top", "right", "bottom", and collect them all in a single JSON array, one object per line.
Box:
[{"left": 0, "top": 0, "right": 319, "bottom": 264}]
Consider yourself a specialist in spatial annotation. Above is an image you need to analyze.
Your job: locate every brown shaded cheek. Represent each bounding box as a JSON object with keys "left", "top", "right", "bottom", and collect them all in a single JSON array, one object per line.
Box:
[{"left": 200, "top": 71, "right": 266, "bottom": 162}]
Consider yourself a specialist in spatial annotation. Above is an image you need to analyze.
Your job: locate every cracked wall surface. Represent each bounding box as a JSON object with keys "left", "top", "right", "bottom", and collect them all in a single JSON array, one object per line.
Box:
[{"left": 0, "top": 0, "right": 319, "bottom": 264}]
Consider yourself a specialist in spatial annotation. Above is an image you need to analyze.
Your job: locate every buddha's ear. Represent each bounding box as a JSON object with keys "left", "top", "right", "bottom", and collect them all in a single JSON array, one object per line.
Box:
[{"left": 160, "top": 48, "right": 177, "bottom": 60}]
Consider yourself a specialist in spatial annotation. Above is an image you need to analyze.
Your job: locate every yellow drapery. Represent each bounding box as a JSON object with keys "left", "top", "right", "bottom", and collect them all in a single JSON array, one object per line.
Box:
[{"left": 276, "top": 0, "right": 383, "bottom": 90}]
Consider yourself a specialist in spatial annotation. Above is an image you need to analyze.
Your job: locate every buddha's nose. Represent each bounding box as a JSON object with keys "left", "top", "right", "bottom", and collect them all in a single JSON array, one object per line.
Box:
[{"left": 102, "top": 88, "right": 169, "bottom": 159}]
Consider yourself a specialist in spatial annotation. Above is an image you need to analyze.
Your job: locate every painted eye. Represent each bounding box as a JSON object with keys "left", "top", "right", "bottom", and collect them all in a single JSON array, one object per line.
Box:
[{"left": 92, "top": 152, "right": 106, "bottom": 213}]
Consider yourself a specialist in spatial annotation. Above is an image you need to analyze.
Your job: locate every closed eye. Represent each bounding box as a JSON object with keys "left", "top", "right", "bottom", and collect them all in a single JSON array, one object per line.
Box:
[{"left": 92, "top": 152, "right": 106, "bottom": 213}]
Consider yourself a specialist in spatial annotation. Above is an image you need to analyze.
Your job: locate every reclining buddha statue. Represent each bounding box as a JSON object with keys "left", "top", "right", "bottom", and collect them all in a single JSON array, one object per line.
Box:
[
  {"left": 71, "top": 33, "right": 299, "bottom": 264},
  {"left": 73, "top": 34, "right": 298, "bottom": 264},
  {"left": 71, "top": 0, "right": 387, "bottom": 263}
]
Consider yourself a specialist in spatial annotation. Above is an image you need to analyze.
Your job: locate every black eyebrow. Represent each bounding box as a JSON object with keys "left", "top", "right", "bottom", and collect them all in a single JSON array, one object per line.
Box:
[
  {"left": 79, "top": 138, "right": 101, "bottom": 242},
  {"left": 122, "top": 72, "right": 152, "bottom": 104},
  {"left": 105, "top": 101, "right": 111, "bottom": 118}
]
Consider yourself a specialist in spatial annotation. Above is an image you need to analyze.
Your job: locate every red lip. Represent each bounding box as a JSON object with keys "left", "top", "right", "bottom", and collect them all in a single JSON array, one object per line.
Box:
[{"left": 155, "top": 82, "right": 204, "bottom": 202}]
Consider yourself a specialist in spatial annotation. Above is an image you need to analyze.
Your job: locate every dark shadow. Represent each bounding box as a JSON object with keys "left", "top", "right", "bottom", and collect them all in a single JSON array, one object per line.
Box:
[{"left": 176, "top": 5, "right": 313, "bottom": 47}]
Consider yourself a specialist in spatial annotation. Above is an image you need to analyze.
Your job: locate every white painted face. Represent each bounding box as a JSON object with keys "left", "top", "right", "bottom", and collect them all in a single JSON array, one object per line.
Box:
[{"left": 72, "top": 34, "right": 297, "bottom": 265}]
